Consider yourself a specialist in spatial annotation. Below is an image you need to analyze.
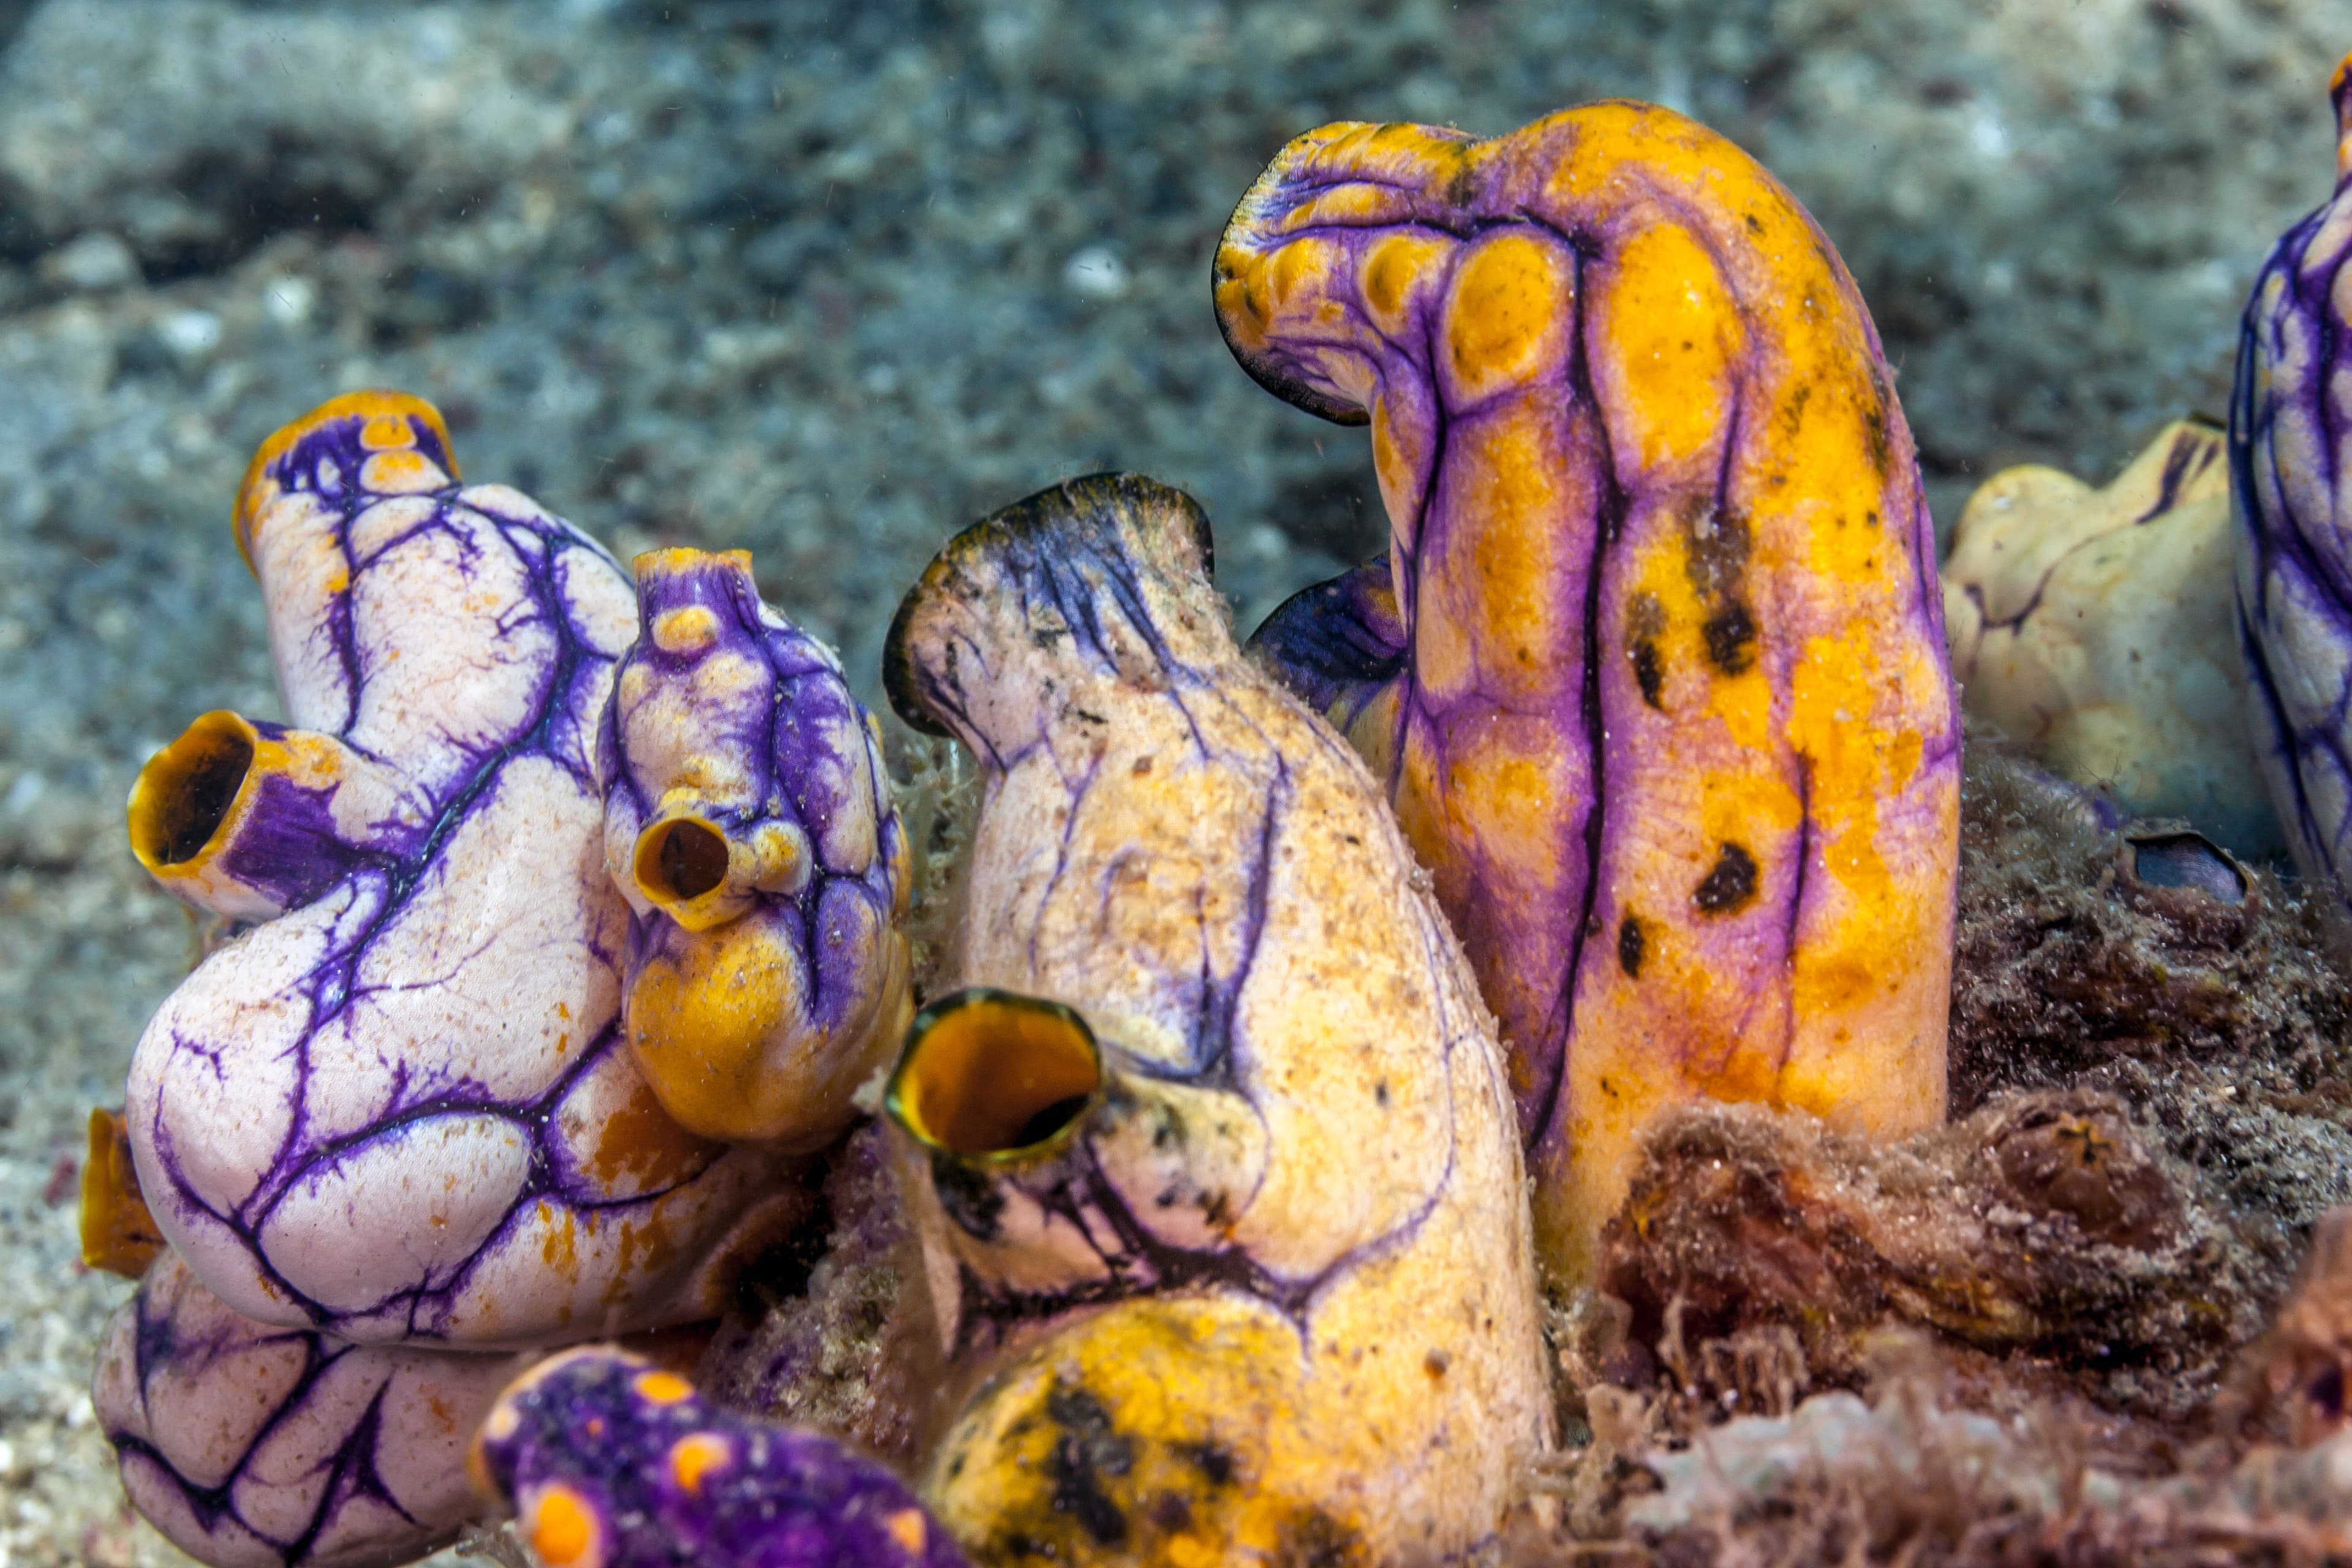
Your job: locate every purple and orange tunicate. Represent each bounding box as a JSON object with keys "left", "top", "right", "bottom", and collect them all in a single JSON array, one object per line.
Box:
[
  {"left": 2233, "top": 53, "right": 2352, "bottom": 906},
  {"left": 880, "top": 475, "right": 1549, "bottom": 1565},
  {"left": 1218, "top": 105, "right": 1961, "bottom": 1281},
  {"left": 119, "top": 393, "right": 798, "bottom": 1349},
  {"left": 94, "top": 393, "right": 908, "bottom": 1568},
  {"left": 469, "top": 1349, "right": 966, "bottom": 1568},
  {"left": 603, "top": 547, "right": 911, "bottom": 1145}
]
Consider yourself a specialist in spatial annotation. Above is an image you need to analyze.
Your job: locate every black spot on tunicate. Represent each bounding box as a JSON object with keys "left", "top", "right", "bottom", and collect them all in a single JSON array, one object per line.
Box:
[
  {"left": 1046, "top": 1385, "right": 1133, "bottom": 1546},
  {"left": 1693, "top": 842, "right": 1759, "bottom": 914},
  {"left": 930, "top": 1149, "right": 1005, "bottom": 1241},
  {"left": 1702, "top": 600, "right": 1758, "bottom": 676},
  {"left": 1276, "top": 1507, "right": 1363, "bottom": 1568},
  {"left": 1631, "top": 639, "right": 1664, "bottom": 707},
  {"left": 1177, "top": 1440, "right": 1237, "bottom": 1488},
  {"left": 1865, "top": 365, "right": 1893, "bottom": 478},
  {"left": 1618, "top": 915, "right": 1645, "bottom": 977},
  {"left": 1626, "top": 590, "right": 1667, "bottom": 708}
]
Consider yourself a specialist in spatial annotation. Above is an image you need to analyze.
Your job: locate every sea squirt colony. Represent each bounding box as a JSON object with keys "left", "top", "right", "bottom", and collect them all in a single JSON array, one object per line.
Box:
[
  {"left": 92, "top": 394, "right": 903, "bottom": 1567},
  {"left": 97, "top": 55, "right": 2352, "bottom": 1564}
]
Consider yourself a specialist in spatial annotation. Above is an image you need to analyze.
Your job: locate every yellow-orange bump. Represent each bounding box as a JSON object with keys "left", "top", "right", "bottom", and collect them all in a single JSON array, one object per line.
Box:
[
  {"left": 633, "top": 1368, "right": 695, "bottom": 1406},
  {"left": 523, "top": 1484, "right": 600, "bottom": 1568},
  {"left": 666, "top": 1432, "right": 732, "bottom": 1495},
  {"left": 884, "top": 1509, "right": 927, "bottom": 1555},
  {"left": 233, "top": 390, "right": 456, "bottom": 568},
  {"left": 357, "top": 447, "right": 450, "bottom": 496},
  {"left": 79, "top": 1106, "right": 162, "bottom": 1278}
]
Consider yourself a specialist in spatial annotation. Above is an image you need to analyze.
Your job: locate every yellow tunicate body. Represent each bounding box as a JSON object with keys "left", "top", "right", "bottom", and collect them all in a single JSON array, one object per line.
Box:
[
  {"left": 1219, "top": 105, "right": 1960, "bottom": 1284},
  {"left": 884, "top": 475, "right": 1550, "bottom": 1566}
]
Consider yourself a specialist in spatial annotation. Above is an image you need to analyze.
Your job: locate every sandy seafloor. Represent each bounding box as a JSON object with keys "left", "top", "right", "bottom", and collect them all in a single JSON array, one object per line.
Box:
[{"left": 4, "top": 0, "right": 2352, "bottom": 1562}]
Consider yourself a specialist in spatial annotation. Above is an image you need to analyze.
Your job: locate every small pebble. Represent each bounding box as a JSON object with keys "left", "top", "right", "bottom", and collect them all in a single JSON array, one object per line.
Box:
[
  {"left": 1063, "top": 246, "right": 1129, "bottom": 300},
  {"left": 38, "top": 233, "right": 138, "bottom": 293},
  {"left": 156, "top": 310, "right": 221, "bottom": 360}
]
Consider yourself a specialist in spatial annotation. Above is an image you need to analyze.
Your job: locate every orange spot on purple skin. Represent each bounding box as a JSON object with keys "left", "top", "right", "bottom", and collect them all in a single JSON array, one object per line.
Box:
[
  {"left": 634, "top": 1369, "right": 695, "bottom": 1406},
  {"left": 885, "top": 1509, "right": 928, "bottom": 1555},
  {"left": 666, "top": 1431, "right": 730, "bottom": 1494},
  {"left": 526, "top": 1485, "right": 598, "bottom": 1568}
]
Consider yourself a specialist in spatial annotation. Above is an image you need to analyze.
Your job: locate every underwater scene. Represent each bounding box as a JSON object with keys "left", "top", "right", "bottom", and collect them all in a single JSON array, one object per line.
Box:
[{"left": 21, "top": 0, "right": 2352, "bottom": 1564}]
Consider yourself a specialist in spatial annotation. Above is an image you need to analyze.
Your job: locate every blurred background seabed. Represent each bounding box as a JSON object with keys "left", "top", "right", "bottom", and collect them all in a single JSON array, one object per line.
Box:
[{"left": 3, "top": 1, "right": 2350, "bottom": 1562}]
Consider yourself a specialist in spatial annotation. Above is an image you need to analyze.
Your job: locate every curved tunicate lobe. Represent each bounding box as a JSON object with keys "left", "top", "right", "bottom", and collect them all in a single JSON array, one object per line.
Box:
[
  {"left": 2233, "top": 55, "right": 2352, "bottom": 905},
  {"left": 883, "top": 475, "right": 1548, "bottom": 1566},
  {"left": 1945, "top": 420, "right": 2281, "bottom": 856},
  {"left": 94, "top": 1250, "right": 516, "bottom": 1568},
  {"left": 601, "top": 548, "right": 913, "bottom": 1146},
  {"left": 468, "top": 1349, "right": 967, "bottom": 1568},
  {"left": 122, "top": 394, "right": 799, "bottom": 1348},
  {"left": 1218, "top": 106, "right": 1959, "bottom": 1283}
]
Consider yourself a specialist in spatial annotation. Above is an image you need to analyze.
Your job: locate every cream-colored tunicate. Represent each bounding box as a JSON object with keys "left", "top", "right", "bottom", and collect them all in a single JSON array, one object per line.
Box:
[
  {"left": 880, "top": 473, "right": 1551, "bottom": 1566},
  {"left": 1943, "top": 418, "right": 2282, "bottom": 854}
]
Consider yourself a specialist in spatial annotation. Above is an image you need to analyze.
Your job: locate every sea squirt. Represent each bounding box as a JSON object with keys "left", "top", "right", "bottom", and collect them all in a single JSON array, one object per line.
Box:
[
  {"left": 603, "top": 546, "right": 913, "bottom": 1144},
  {"left": 1943, "top": 419, "right": 2281, "bottom": 857},
  {"left": 118, "top": 392, "right": 797, "bottom": 1347},
  {"left": 1216, "top": 104, "right": 1961, "bottom": 1283},
  {"left": 93, "top": 393, "right": 903, "bottom": 1568},
  {"left": 96, "top": 1250, "right": 520, "bottom": 1568},
  {"left": 469, "top": 1348, "right": 968, "bottom": 1568},
  {"left": 2233, "top": 51, "right": 2352, "bottom": 905},
  {"left": 880, "top": 475, "right": 1549, "bottom": 1565}
]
